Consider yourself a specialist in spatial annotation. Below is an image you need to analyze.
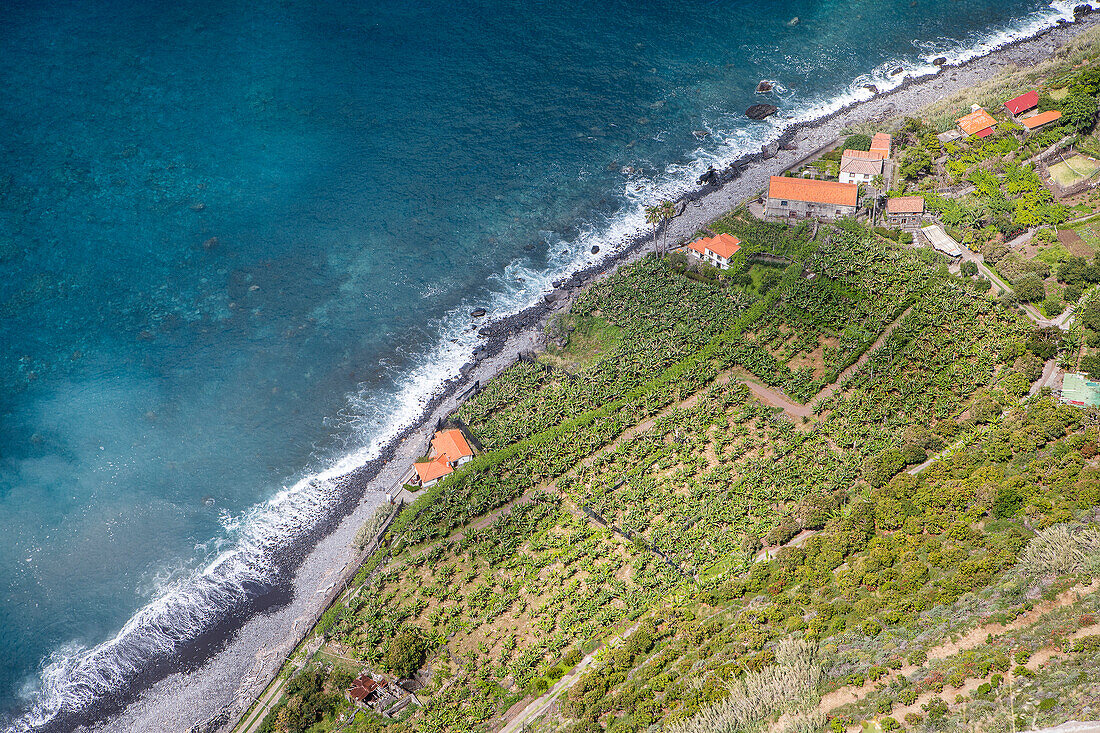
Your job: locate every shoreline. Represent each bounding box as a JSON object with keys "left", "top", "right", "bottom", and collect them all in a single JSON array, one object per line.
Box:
[{"left": 53, "top": 11, "right": 1100, "bottom": 733}]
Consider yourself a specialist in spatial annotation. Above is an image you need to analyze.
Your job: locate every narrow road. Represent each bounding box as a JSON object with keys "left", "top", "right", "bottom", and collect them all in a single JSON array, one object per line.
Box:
[{"left": 811, "top": 305, "right": 914, "bottom": 407}]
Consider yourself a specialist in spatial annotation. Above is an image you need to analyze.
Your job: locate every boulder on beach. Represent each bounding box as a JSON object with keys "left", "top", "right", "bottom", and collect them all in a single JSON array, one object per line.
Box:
[
  {"left": 761, "top": 142, "right": 780, "bottom": 159},
  {"left": 746, "top": 104, "right": 778, "bottom": 120},
  {"left": 470, "top": 308, "right": 487, "bottom": 318},
  {"left": 697, "top": 167, "right": 720, "bottom": 186},
  {"left": 755, "top": 80, "right": 774, "bottom": 93},
  {"left": 933, "top": 56, "right": 947, "bottom": 66}
]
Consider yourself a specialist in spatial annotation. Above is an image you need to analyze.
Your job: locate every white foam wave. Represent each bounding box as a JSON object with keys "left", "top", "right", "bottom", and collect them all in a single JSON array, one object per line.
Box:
[{"left": 8, "top": 3, "right": 1099, "bottom": 731}]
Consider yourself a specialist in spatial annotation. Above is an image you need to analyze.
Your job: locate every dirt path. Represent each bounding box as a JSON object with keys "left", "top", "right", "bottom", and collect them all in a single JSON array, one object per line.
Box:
[
  {"left": 811, "top": 305, "right": 914, "bottom": 407},
  {"left": 816, "top": 579, "right": 1100, "bottom": 724},
  {"left": 497, "top": 624, "right": 640, "bottom": 733}
]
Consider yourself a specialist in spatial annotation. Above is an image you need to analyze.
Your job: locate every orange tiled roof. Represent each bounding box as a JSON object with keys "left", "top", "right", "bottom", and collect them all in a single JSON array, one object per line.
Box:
[
  {"left": 431, "top": 429, "right": 474, "bottom": 463},
  {"left": 768, "top": 176, "right": 859, "bottom": 207},
  {"left": 843, "top": 149, "right": 885, "bottom": 161},
  {"left": 886, "top": 196, "right": 925, "bottom": 214},
  {"left": 415, "top": 455, "right": 453, "bottom": 484},
  {"left": 1022, "top": 109, "right": 1062, "bottom": 129},
  {"left": 869, "top": 133, "right": 892, "bottom": 157},
  {"left": 956, "top": 108, "right": 997, "bottom": 135},
  {"left": 687, "top": 233, "right": 741, "bottom": 259}
]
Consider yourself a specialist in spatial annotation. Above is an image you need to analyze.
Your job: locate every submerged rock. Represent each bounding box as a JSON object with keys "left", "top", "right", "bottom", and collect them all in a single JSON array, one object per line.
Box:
[
  {"left": 202, "top": 236, "right": 219, "bottom": 250},
  {"left": 746, "top": 104, "right": 778, "bottom": 120},
  {"left": 692, "top": 129, "right": 709, "bottom": 139}
]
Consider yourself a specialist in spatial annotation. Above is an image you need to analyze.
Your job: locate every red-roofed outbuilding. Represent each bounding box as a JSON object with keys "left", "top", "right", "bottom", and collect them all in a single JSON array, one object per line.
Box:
[{"left": 1004, "top": 90, "right": 1039, "bottom": 118}]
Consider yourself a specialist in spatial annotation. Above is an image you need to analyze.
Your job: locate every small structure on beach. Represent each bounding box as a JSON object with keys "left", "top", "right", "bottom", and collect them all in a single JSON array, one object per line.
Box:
[
  {"left": 1061, "top": 372, "right": 1100, "bottom": 407},
  {"left": 956, "top": 107, "right": 997, "bottom": 138},
  {"left": 765, "top": 176, "right": 859, "bottom": 222},
  {"left": 839, "top": 150, "right": 883, "bottom": 185},
  {"left": 1022, "top": 110, "right": 1063, "bottom": 135},
  {"left": 1004, "top": 90, "right": 1039, "bottom": 119},
  {"left": 684, "top": 233, "right": 741, "bottom": 269},
  {"left": 409, "top": 428, "right": 476, "bottom": 488},
  {"left": 920, "top": 224, "right": 962, "bottom": 258},
  {"left": 869, "top": 132, "right": 892, "bottom": 159},
  {"left": 885, "top": 196, "right": 926, "bottom": 230}
]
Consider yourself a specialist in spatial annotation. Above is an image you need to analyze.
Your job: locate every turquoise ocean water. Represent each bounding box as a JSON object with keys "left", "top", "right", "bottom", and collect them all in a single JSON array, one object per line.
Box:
[{"left": 0, "top": 0, "right": 1087, "bottom": 728}]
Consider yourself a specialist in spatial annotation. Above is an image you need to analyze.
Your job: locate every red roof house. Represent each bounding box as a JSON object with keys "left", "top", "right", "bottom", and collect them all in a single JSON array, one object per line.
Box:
[
  {"left": 1004, "top": 90, "right": 1039, "bottom": 118},
  {"left": 348, "top": 674, "right": 382, "bottom": 704},
  {"left": 430, "top": 429, "right": 474, "bottom": 464}
]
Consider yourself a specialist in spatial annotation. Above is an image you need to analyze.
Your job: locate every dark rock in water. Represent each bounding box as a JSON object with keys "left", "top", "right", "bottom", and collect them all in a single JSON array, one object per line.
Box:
[
  {"left": 477, "top": 325, "right": 493, "bottom": 336},
  {"left": 590, "top": 245, "right": 600, "bottom": 254},
  {"left": 787, "top": 16, "right": 799, "bottom": 26},
  {"left": 692, "top": 129, "right": 709, "bottom": 140},
  {"left": 755, "top": 81, "right": 774, "bottom": 93},
  {"left": 890, "top": 67, "right": 904, "bottom": 76},
  {"left": 697, "top": 167, "right": 720, "bottom": 186},
  {"left": 746, "top": 104, "right": 778, "bottom": 120},
  {"left": 933, "top": 57, "right": 947, "bottom": 66},
  {"left": 1075, "top": 4, "right": 1092, "bottom": 16},
  {"left": 470, "top": 308, "right": 487, "bottom": 318},
  {"left": 864, "top": 84, "right": 879, "bottom": 94},
  {"left": 551, "top": 279, "right": 564, "bottom": 289},
  {"left": 459, "top": 362, "right": 475, "bottom": 376}
]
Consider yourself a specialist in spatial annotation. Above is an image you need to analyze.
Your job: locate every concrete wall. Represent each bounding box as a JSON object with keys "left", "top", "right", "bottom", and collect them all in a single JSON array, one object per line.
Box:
[{"left": 766, "top": 198, "right": 856, "bottom": 221}]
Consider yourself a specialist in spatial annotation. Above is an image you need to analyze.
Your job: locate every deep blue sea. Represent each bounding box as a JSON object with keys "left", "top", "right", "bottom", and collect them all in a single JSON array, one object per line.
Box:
[{"left": 0, "top": 0, "right": 1086, "bottom": 728}]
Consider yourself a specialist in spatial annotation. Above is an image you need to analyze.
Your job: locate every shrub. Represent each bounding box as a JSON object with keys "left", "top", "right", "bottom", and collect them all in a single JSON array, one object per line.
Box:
[
  {"left": 383, "top": 626, "right": 428, "bottom": 679},
  {"left": 880, "top": 717, "right": 900, "bottom": 731},
  {"left": 1013, "top": 274, "right": 1046, "bottom": 303}
]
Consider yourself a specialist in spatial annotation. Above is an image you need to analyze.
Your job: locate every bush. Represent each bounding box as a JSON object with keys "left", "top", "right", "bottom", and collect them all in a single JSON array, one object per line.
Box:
[
  {"left": 1013, "top": 274, "right": 1046, "bottom": 303},
  {"left": 880, "top": 717, "right": 900, "bottom": 731},
  {"left": 383, "top": 626, "right": 428, "bottom": 679}
]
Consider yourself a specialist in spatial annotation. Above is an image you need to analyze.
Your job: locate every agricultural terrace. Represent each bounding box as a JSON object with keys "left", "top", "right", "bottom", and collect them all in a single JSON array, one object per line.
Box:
[{"left": 242, "top": 214, "right": 1100, "bottom": 733}]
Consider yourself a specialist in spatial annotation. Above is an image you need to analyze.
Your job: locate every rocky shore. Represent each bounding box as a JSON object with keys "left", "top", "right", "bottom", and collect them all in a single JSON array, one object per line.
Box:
[{"left": 86, "top": 12, "right": 1100, "bottom": 733}]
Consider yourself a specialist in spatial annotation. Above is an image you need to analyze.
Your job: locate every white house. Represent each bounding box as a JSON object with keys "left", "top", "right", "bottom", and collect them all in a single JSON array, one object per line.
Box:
[{"left": 684, "top": 233, "right": 741, "bottom": 269}]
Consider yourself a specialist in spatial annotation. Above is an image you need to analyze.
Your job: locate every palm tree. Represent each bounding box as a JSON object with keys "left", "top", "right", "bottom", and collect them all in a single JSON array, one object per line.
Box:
[
  {"left": 658, "top": 200, "right": 677, "bottom": 254},
  {"left": 644, "top": 204, "right": 662, "bottom": 255}
]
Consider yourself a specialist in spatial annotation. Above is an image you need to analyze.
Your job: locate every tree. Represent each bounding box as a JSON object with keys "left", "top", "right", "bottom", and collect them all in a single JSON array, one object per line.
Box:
[
  {"left": 1013, "top": 274, "right": 1046, "bottom": 303},
  {"left": 1082, "top": 353, "right": 1100, "bottom": 380},
  {"left": 961, "top": 260, "right": 979, "bottom": 277},
  {"left": 644, "top": 204, "right": 662, "bottom": 255},
  {"left": 900, "top": 146, "right": 933, "bottom": 179},
  {"left": 842, "top": 133, "right": 872, "bottom": 151},
  {"left": 1062, "top": 90, "right": 1098, "bottom": 133},
  {"left": 658, "top": 199, "right": 676, "bottom": 253},
  {"left": 383, "top": 627, "right": 428, "bottom": 678},
  {"left": 1079, "top": 296, "right": 1100, "bottom": 330}
]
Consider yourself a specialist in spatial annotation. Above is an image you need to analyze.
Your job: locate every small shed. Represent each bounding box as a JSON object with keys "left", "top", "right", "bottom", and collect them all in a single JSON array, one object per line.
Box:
[
  {"left": 920, "top": 224, "right": 962, "bottom": 257},
  {"left": 1022, "top": 110, "right": 1063, "bottom": 135},
  {"left": 1004, "top": 90, "right": 1039, "bottom": 119},
  {"left": 348, "top": 674, "right": 383, "bottom": 704}
]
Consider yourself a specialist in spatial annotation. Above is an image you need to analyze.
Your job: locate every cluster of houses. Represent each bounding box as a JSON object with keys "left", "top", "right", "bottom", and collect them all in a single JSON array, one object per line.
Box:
[
  {"left": 346, "top": 672, "right": 420, "bottom": 718},
  {"left": 402, "top": 428, "right": 476, "bottom": 488},
  {"left": 763, "top": 133, "right": 891, "bottom": 223},
  {"left": 943, "top": 91, "right": 1062, "bottom": 142}
]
